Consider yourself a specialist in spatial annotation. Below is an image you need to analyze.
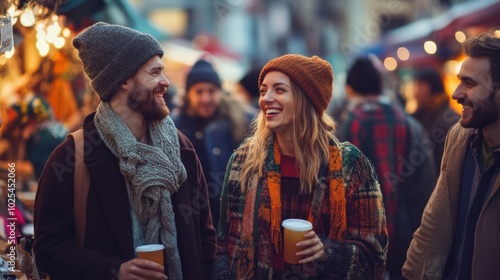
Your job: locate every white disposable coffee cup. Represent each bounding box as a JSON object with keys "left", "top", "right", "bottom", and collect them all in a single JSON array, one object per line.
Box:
[
  {"left": 282, "top": 219, "right": 313, "bottom": 264},
  {"left": 135, "top": 244, "right": 165, "bottom": 266}
]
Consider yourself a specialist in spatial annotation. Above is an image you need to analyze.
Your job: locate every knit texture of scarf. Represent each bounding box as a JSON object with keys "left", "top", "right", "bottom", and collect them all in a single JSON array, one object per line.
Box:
[
  {"left": 94, "top": 102, "right": 187, "bottom": 279},
  {"left": 230, "top": 134, "right": 346, "bottom": 278}
]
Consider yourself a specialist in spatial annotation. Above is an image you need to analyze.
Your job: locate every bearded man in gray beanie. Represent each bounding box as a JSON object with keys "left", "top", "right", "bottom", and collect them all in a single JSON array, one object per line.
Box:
[{"left": 34, "top": 22, "right": 216, "bottom": 280}]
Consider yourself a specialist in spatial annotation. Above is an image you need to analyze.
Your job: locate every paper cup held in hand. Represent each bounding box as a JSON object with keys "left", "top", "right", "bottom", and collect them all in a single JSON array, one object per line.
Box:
[
  {"left": 135, "top": 244, "right": 165, "bottom": 266},
  {"left": 282, "top": 219, "right": 313, "bottom": 264}
]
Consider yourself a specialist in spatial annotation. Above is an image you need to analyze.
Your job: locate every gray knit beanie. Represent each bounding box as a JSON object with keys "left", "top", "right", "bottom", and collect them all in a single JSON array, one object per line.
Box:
[{"left": 73, "top": 22, "right": 164, "bottom": 101}]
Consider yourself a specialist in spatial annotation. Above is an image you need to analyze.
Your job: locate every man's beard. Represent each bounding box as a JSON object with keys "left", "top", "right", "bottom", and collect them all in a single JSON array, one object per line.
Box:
[
  {"left": 460, "top": 87, "right": 498, "bottom": 128},
  {"left": 127, "top": 79, "right": 169, "bottom": 120}
]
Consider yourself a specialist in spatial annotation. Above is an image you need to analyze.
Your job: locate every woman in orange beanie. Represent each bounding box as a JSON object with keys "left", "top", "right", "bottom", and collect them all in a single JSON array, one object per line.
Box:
[{"left": 214, "top": 54, "right": 388, "bottom": 279}]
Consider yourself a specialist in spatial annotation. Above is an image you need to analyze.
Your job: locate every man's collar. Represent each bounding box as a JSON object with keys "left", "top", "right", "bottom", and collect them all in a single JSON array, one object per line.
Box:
[
  {"left": 469, "top": 129, "right": 482, "bottom": 150},
  {"left": 470, "top": 129, "right": 500, "bottom": 154}
]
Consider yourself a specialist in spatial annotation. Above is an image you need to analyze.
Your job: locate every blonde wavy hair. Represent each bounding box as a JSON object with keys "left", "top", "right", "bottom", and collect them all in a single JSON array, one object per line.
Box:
[{"left": 239, "top": 81, "right": 338, "bottom": 194}]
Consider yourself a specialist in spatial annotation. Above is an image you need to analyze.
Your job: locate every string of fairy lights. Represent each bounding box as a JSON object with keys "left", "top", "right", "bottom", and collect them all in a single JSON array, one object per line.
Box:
[{"left": 0, "top": 0, "right": 69, "bottom": 64}]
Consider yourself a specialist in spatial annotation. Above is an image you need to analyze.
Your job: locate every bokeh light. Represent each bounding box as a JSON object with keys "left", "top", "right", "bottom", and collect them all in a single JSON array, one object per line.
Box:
[
  {"left": 455, "top": 31, "right": 466, "bottom": 43},
  {"left": 20, "top": 7, "right": 36, "bottom": 27},
  {"left": 397, "top": 47, "right": 410, "bottom": 61},
  {"left": 54, "top": 37, "right": 65, "bottom": 49},
  {"left": 384, "top": 57, "right": 398, "bottom": 71},
  {"left": 424, "top": 41, "right": 437, "bottom": 54}
]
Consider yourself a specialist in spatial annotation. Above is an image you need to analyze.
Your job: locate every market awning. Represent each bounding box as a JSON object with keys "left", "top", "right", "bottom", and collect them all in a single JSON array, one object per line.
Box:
[
  {"left": 434, "top": 0, "right": 500, "bottom": 39},
  {"left": 365, "top": 0, "right": 500, "bottom": 66},
  {"left": 57, "top": 0, "right": 168, "bottom": 41}
]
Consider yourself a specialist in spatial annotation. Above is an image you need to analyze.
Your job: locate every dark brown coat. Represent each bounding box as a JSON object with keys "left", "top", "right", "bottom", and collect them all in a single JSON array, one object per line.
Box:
[{"left": 34, "top": 113, "right": 216, "bottom": 280}]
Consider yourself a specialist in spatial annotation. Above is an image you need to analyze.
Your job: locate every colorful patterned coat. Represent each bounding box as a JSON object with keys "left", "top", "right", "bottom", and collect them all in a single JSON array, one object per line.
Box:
[{"left": 214, "top": 141, "right": 388, "bottom": 279}]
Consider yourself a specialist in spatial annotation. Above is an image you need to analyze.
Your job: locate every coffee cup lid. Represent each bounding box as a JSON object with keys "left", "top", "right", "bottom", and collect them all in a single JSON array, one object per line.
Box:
[
  {"left": 282, "top": 219, "right": 313, "bottom": 231},
  {"left": 135, "top": 244, "right": 165, "bottom": 252}
]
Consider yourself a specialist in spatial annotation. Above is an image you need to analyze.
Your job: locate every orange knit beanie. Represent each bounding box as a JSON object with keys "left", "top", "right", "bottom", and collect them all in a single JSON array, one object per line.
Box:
[{"left": 258, "top": 54, "right": 333, "bottom": 113}]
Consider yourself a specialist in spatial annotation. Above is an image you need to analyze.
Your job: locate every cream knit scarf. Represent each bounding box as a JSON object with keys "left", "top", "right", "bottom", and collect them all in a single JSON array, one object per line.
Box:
[{"left": 94, "top": 102, "right": 187, "bottom": 279}]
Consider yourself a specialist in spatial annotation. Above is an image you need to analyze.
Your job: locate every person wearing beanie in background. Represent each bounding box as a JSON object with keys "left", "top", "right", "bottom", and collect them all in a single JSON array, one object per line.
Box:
[
  {"left": 341, "top": 55, "right": 436, "bottom": 280},
  {"left": 34, "top": 22, "right": 216, "bottom": 280},
  {"left": 171, "top": 59, "right": 252, "bottom": 230},
  {"left": 411, "top": 68, "right": 460, "bottom": 175},
  {"left": 234, "top": 66, "right": 263, "bottom": 111},
  {"left": 213, "top": 54, "right": 388, "bottom": 279}
]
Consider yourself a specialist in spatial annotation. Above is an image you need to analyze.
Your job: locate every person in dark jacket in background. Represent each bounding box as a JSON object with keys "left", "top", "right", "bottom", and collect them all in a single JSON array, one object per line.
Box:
[
  {"left": 172, "top": 59, "right": 252, "bottom": 229},
  {"left": 342, "top": 55, "right": 437, "bottom": 280},
  {"left": 412, "top": 68, "right": 460, "bottom": 174},
  {"left": 34, "top": 22, "right": 216, "bottom": 280}
]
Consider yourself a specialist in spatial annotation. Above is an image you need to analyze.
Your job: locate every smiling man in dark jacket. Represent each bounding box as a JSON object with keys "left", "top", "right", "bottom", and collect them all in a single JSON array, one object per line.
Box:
[{"left": 34, "top": 22, "right": 216, "bottom": 280}]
